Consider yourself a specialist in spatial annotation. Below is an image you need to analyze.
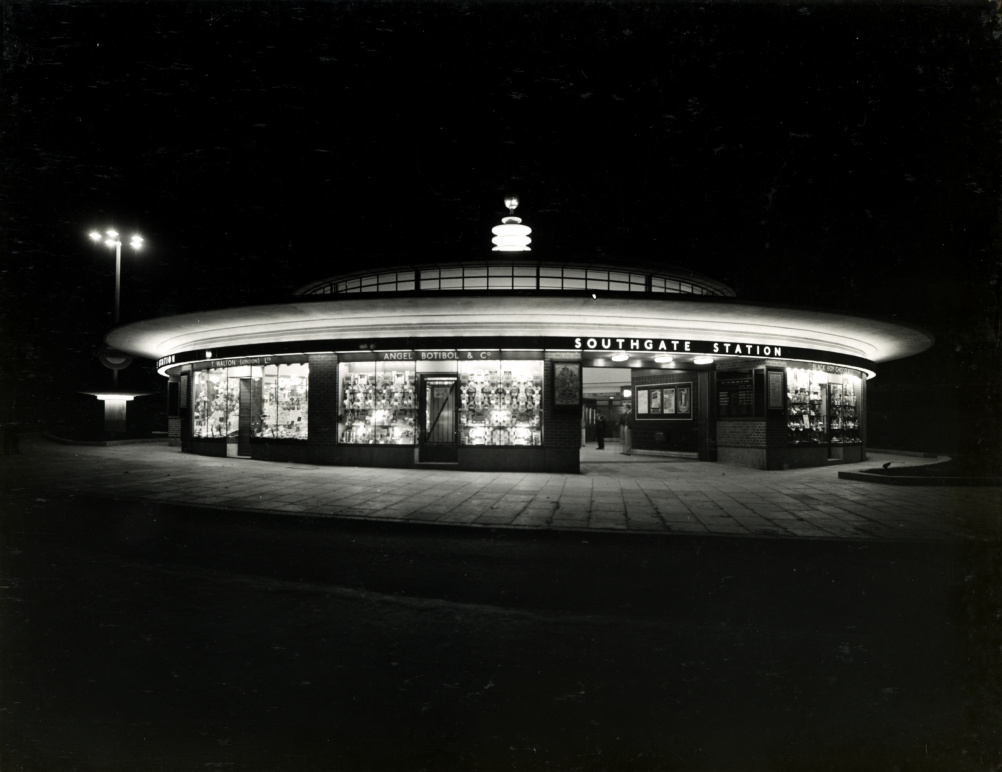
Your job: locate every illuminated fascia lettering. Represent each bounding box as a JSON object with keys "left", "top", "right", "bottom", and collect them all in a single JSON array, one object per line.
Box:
[{"left": 572, "top": 337, "right": 791, "bottom": 359}]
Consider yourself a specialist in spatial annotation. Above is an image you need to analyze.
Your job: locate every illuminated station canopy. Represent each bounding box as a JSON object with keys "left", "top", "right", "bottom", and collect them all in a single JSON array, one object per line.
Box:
[{"left": 107, "top": 260, "right": 932, "bottom": 377}]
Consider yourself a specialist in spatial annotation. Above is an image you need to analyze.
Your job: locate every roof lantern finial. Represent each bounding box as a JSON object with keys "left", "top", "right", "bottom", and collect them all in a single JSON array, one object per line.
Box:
[{"left": 492, "top": 196, "right": 532, "bottom": 252}]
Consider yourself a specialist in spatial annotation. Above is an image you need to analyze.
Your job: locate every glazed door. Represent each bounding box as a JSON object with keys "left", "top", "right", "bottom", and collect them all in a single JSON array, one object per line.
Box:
[
  {"left": 420, "top": 376, "right": 458, "bottom": 462},
  {"left": 237, "top": 377, "right": 252, "bottom": 456},
  {"left": 827, "top": 382, "right": 842, "bottom": 460}
]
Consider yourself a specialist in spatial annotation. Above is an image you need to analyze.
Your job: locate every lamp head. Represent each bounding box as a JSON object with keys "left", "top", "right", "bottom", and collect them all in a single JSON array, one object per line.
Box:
[
  {"left": 492, "top": 197, "right": 531, "bottom": 251},
  {"left": 89, "top": 228, "right": 143, "bottom": 249}
]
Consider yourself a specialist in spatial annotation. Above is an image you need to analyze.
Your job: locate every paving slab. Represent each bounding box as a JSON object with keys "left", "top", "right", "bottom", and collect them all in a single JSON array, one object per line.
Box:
[{"left": 2, "top": 434, "right": 999, "bottom": 542}]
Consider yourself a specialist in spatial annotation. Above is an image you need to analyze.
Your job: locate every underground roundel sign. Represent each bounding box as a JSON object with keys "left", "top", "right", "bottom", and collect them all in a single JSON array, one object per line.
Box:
[{"left": 98, "top": 347, "right": 133, "bottom": 371}]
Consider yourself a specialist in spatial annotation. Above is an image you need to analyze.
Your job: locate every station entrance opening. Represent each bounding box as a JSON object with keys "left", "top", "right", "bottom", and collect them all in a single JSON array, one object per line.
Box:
[
  {"left": 581, "top": 365, "right": 701, "bottom": 459},
  {"left": 582, "top": 367, "right": 629, "bottom": 448}
]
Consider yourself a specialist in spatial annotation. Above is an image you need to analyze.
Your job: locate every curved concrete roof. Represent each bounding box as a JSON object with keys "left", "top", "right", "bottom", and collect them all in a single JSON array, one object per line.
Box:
[{"left": 106, "top": 295, "right": 934, "bottom": 365}]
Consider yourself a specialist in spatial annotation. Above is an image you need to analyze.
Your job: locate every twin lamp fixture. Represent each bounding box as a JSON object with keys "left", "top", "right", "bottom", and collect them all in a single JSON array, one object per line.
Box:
[{"left": 89, "top": 228, "right": 143, "bottom": 250}]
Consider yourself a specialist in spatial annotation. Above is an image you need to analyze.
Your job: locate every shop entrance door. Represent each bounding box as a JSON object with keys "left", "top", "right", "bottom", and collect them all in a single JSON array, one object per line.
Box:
[
  {"left": 420, "top": 376, "right": 458, "bottom": 462},
  {"left": 237, "top": 378, "right": 252, "bottom": 456},
  {"left": 826, "top": 382, "right": 841, "bottom": 461}
]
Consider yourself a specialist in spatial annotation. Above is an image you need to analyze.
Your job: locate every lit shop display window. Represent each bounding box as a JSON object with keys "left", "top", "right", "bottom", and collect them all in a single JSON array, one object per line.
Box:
[
  {"left": 459, "top": 360, "right": 542, "bottom": 446},
  {"left": 827, "top": 376, "right": 861, "bottom": 445},
  {"left": 192, "top": 363, "right": 309, "bottom": 440},
  {"left": 786, "top": 367, "right": 861, "bottom": 446},
  {"left": 192, "top": 369, "right": 238, "bottom": 438},
  {"left": 255, "top": 363, "right": 309, "bottom": 439},
  {"left": 339, "top": 362, "right": 418, "bottom": 445}
]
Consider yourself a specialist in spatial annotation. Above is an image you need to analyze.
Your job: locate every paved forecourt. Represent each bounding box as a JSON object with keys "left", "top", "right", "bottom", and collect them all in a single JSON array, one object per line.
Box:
[{"left": 3, "top": 435, "right": 998, "bottom": 542}]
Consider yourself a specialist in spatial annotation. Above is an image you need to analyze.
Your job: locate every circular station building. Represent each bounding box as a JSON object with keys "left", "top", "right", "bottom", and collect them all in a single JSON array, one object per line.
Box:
[{"left": 106, "top": 203, "right": 933, "bottom": 473}]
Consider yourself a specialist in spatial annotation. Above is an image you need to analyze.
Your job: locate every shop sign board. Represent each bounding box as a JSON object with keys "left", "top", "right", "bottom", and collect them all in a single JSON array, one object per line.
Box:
[
  {"left": 808, "top": 363, "right": 862, "bottom": 377},
  {"left": 341, "top": 349, "right": 525, "bottom": 362},
  {"left": 190, "top": 354, "right": 304, "bottom": 371}
]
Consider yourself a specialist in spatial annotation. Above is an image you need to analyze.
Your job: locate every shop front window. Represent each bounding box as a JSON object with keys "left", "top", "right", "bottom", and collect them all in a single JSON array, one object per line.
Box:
[
  {"left": 192, "top": 362, "right": 309, "bottom": 440},
  {"left": 192, "top": 368, "right": 237, "bottom": 438},
  {"left": 828, "top": 374, "right": 861, "bottom": 445},
  {"left": 459, "top": 360, "right": 542, "bottom": 446},
  {"left": 254, "top": 363, "right": 309, "bottom": 439},
  {"left": 786, "top": 368, "right": 861, "bottom": 446},
  {"left": 787, "top": 368, "right": 827, "bottom": 445},
  {"left": 339, "top": 361, "right": 419, "bottom": 444},
  {"left": 337, "top": 357, "right": 542, "bottom": 446}
]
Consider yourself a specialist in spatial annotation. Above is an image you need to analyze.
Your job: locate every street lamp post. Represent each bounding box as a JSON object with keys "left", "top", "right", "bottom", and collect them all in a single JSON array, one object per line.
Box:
[
  {"left": 89, "top": 228, "right": 143, "bottom": 324},
  {"left": 83, "top": 227, "right": 151, "bottom": 435},
  {"left": 88, "top": 228, "right": 143, "bottom": 392}
]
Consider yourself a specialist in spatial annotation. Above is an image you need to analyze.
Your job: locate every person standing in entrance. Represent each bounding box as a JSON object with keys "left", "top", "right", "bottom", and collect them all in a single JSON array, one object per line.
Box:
[
  {"left": 619, "top": 408, "right": 633, "bottom": 455},
  {"left": 595, "top": 413, "right": 606, "bottom": 449}
]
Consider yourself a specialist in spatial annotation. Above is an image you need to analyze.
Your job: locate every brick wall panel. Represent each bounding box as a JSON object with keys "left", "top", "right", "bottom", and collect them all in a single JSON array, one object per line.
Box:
[
  {"left": 308, "top": 354, "right": 339, "bottom": 446},
  {"left": 717, "top": 421, "right": 768, "bottom": 448}
]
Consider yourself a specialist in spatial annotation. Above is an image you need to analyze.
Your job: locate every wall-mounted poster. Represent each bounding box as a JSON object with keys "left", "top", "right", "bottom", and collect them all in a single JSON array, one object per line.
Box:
[
  {"left": 552, "top": 362, "right": 581, "bottom": 407},
  {"left": 677, "top": 386, "right": 691, "bottom": 415},
  {"left": 637, "top": 382, "right": 693, "bottom": 420},
  {"left": 767, "top": 370, "right": 784, "bottom": 410}
]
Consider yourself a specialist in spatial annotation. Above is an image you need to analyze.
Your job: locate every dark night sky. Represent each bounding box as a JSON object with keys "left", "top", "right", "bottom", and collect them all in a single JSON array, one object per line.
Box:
[{"left": 2, "top": 1, "right": 999, "bottom": 453}]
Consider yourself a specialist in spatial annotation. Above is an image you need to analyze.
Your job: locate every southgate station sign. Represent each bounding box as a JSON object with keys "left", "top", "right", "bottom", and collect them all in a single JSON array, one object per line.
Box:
[{"left": 572, "top": 336, "right": 785, "bottom": 357}]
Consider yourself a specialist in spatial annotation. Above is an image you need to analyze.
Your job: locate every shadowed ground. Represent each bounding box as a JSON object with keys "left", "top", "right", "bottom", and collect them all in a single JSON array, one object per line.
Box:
[{"left": 1, "top": 435, "right": 999, "bottom": 770}]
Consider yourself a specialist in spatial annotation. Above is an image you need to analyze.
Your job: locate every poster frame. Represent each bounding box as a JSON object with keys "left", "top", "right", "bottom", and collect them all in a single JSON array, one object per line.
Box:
[
  {"left": 636, "top": 381, "right": 693, "bottom": 421},
  {"left": 552, "top": 361, "right": 582, "bottom": 408}
]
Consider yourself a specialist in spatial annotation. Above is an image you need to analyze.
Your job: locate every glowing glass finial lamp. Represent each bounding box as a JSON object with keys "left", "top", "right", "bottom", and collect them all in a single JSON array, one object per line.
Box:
[{"left": 491, "top": 196, "right": 532, "bottom": 251}]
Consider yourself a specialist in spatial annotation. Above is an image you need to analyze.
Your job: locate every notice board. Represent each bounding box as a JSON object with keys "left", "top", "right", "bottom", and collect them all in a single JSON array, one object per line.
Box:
[{"left": 717, "top": 372, "right": 754, "bottom": 417}]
